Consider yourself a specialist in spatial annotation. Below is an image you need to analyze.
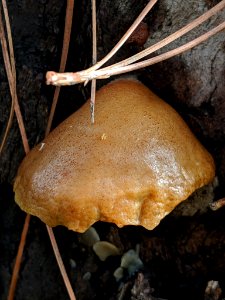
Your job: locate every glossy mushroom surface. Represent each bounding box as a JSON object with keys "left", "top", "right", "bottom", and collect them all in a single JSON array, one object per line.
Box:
[{"left": 14, "top": 79, "right": 215, "bottom": 232}]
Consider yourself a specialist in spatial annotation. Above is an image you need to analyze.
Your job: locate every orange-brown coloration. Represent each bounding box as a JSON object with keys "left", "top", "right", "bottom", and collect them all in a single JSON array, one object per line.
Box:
[
  {"left": 14, "top": 80, "right": 215, "bottom": 232},
  {"left": 127, "top": 22, "right": 149, "bottom": 46}
]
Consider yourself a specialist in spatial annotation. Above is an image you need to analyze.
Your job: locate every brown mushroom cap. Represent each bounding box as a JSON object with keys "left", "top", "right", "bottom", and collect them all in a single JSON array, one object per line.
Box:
[{"left": 14, "top": 79, "right": 215, "bottom": 232}]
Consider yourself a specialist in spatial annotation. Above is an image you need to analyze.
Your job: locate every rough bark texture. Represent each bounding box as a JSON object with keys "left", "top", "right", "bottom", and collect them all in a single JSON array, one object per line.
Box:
[{"left": 1, "top": 1, "right": 225, "bottom": 299}]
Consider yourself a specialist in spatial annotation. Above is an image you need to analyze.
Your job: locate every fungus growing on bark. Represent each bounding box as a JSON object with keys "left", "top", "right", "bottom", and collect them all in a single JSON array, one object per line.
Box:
[
  {"left": 93, "top": 241, "right": 121, "bottom": 261},
  {"left": 14, "top": 79, "right": 215, "bottom": 232}
]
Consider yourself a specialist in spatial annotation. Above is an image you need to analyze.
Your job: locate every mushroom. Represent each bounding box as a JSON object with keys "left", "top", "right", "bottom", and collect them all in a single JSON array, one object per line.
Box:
[
  {"left": 79, "top": 226, "right": 100, "bottom": 247},
  {"left": 120, "top": 249, "right": 143, "bottom": 275},
  {"left": 93, "top": 241, "right": 121, "bottom": 261},
  {"left": 14, "top": 79, "right": 215, "bottom": 233}
]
